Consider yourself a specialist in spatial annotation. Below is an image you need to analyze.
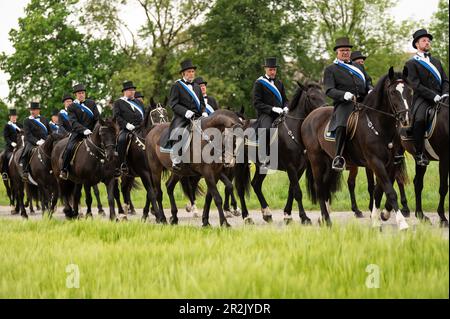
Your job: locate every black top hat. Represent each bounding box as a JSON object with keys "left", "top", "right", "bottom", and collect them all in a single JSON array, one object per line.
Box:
[
  {"left": 61, "top": 93, "right": 73, "bottom": 103},
  {"left": 179, "top": 59, "right": 197, "bottom": 73},
  {"left": 412, "top": 29, "right": 433, "bottom": 49},
  {"left": 134, "top": 91, "right": 144, "bottom": 98},
  {"left": 263, "top": 57, "right": 279, "bottom": 68},
  {"left": 72, "top": 83, "right": 86, "bottom": 93},
  {"left": 333, "top": 37, "right": 353, "bottom": 51},
  {"left": 29, "top": 102, "right": 40, "bottom": 109},
  {"left": 194, "top": 77, "right": 208, "bottom": 86},
  {"left": 351, "top": 51, "right": 367, "bottom": 61},
  {"left": 122, "top": 81, "right": 137, "bottom": 92},
  {"left": 51, "top": 108, "right": 59, "bottom": 116},
  {"left": 8, "top": 109, "right": 17, "bottom": 116}
]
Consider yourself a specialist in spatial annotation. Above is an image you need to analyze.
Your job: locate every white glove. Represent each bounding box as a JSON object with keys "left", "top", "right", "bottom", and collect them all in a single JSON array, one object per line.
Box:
[
  {"left": 441, "top": 94, "right": 449, "bottom": 98},
  {"left": 11, "top": 142, "right": 17, "bottom": 148},
  {"left": 83, "top": 129, "right": 92, "bottom": 136},
  {"left": 202, "top": 112, "right": 208, "bottom": 118},
  {"left": 283, "top": 107, "right": 289, "bottom": 114},
  {"left": 272, "top": 107, "right": 283, "bottom": 114},
  {"left": 434, "top": 95, "right": 441, "bottom": 103},
  {"left": 185, "top": 110, "right": 194, "bottom": 119},
  {"left": 126, "top": 123, "right": 135, "bottom": 131},
  {"left": 344, "top": 92, "right": 354, "bottom": 101},
  {"left": 368, "top": 89, "right": 373, "bottom": 95},
  {"left": 36, "top": 139, "right": 45, "bottom": 146}
]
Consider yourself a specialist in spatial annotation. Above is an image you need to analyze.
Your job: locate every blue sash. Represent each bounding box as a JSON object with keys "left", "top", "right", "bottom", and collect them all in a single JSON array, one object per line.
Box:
[
  {"left": 8, "top": 121, "right": 20, "bottom": 132},
  {"left": 413, "top": 55, "right": 442, "bottom": 85},
  {"left": 257, "top": 78, "right": 283, "bottom": 105},
  {"left": 30, "top": 117, "right": 48, "bottom": 134},
  {"left": 49, "top": 122, "right": 59, "bottom": 132},
  {"left": 60, "top": 109, "right": 69, "bottom": 121},
  {"left": 177, "top": 80, "right": 201, "bottom": 112},
  {"left": 74, "top": 102, "right": 94, "bottom": 119},
  {"left": 334, "top": 60, "right": 366, "bottom": 85},
  {"left": 127, "top": 99, "right": 144, "bottom": 119}
]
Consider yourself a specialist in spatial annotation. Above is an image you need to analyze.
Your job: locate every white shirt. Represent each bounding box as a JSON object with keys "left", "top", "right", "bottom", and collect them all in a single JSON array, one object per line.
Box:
[
  {"left": 183, "top": 77, "right": 193, "bottom": 90},
  {"left": 416, "top": 51, "right": 430, "bottom": 63}
]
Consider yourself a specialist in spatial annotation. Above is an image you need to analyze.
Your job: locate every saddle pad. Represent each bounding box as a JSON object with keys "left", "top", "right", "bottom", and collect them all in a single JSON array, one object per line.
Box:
[
  {"left": 324, "top": 111, "right": 359, "bottom": 142},
  {"left": 70, "top": 140, "right": 84, "bottom": 165}
]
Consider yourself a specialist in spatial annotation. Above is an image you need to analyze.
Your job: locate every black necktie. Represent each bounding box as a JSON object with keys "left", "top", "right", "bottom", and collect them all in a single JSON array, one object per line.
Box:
[
  {"left": 424, "top": 52, "right": 431, "bottom": 58},
  {"left": 203, "top": 95, "right": 208, "bottom": 99},
  {"left": 184, "top": 80, "right": 193, "bottom": 85},
  {"left": 344, "top": 61, "right": 352, "bottom": 64}
]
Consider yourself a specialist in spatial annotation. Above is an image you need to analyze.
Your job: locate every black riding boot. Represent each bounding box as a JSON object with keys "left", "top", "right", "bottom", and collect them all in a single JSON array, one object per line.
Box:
[
  {"left": 412, "top": 120, "right": 429, "bottom": 166},
  {"left": 116, "top": 131, "right": 129, "bottom": 176},
  {"left": 20, "top": 152, "right": 30, "bottom": 182},
  {"left": 60, "top": 142, "right": 76, "bottom": 180},
  {"left": 1, "top": 152, "right": 9, "bottom": 180},
  {"left": 332, "top": 126, "right": 347, "bottom": 171}
]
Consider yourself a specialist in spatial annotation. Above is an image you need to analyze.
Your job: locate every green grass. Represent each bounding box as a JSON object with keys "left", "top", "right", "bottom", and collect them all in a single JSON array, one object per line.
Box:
[
  {"left": 1, "top": 154, "right": 447, "bottom": 212},
  {"left": 0, "top": 219, "right": 447, "bottom": 298}
]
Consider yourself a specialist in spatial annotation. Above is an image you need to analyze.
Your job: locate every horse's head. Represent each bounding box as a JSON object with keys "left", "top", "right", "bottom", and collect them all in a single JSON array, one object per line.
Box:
[
  {"left": 385, "top": 66, "right": 413, "bottom": 127},
  {"left": 290, "top": 81, "right": 327, "bottom": 117},
  {"left": 95, "top": 118, "right": 118, "bottom": 161}
]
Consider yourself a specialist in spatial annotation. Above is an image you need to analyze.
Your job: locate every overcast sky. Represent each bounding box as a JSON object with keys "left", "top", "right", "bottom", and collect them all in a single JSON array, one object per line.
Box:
[{"left": 0, "top": 0, "right": 441, "bottom": 102}]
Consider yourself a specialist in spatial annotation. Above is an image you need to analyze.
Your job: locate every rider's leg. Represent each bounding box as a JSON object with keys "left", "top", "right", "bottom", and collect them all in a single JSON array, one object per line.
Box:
[{"left": 332, "top": 126, "right": 347, "bottom": 171}]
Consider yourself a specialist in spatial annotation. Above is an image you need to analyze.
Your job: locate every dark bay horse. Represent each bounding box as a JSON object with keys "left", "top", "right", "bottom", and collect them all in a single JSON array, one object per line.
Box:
[
  {"left": 51, "top": 118, "right": 121, "bottom": 220},
  {"left": 145, "top": 109, "right": 243, "bottom": 226},
  {"left": 302, "top": 67, "right": 412, "bottom": 230},
  {"left": 234, "top": 82, "right": 327, "bottom": 224},
  {"left": 400, "top": 96, "right": 449, "bottom": 227}
]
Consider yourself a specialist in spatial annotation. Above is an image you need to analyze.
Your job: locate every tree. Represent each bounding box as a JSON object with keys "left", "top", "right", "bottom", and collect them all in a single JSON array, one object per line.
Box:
[
  {"left": 429, "top": 0, "right": 449, "bottom": 74},
  {"left": 0, "top": 0, "right": 123, "bottom": 117},
  {"left": 191, "top": 0, "right": 312, "bottom": 115}
]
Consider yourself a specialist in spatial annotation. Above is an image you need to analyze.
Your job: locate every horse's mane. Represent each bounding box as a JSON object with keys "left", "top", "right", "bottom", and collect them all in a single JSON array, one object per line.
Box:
[
  {"left": 365, "top": 71, "right": 407, "bottom": 108},
  {"left": 288, "top": 86, "right": 304, "bottom": 111}
]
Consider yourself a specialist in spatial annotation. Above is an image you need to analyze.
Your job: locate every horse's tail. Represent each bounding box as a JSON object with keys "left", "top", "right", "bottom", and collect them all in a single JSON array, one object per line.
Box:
[
  {"left": 395, "top": 158, "right": 409, "bottom": 185},
  {"left": 305, "top": 159, "right": 317, "bottom": 204},
  {"left": 128, "top": 177, "right": 141, "bottom": 191},
  {"left": 234, "top": 163, "right": 251, "bottom": 197}
]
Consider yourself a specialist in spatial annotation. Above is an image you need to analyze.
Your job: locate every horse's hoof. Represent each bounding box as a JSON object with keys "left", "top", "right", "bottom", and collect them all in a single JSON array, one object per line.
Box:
[
  {"left": 193, "top": 212, "right": 200, "bottom": 218},
  {"left": 301, "top": 218, "right": 312, "bottom": 225},
  {"left": 263, "top": 215, "right": 273, "bottom": 223},
  {"left": 440, "top": 220, "right": 449, "bottom": 228},
  {"left": 401, "top": 208, "right": 410, "bottom": 218},
  {"left": 78, "top": 213, "right": 84, "bottom": 218},
  {"left": 232, "top": 208, "right": 241, "bottom": 216},
  {"left": 99, "top": 211, "right": 106, "bottom": 217},
  {"left": 129, "top": 209, "right": 137, "bottom": 215},
  {"left": 29, "top": 211, "right": 36, "bottom": 216},
  {"left": 141, "top": 215, "right": 148, "bottom": 222},
  {"left": 169, "top": 217, "right": 178, "bottom": 225},
  {"left": 85, "top": 213, "right": 93, "bottom": 219},
  {"left": 354, "top": 210, "right": 364, "bottom": 218},
  {"left": 420, "top": 215, "right": 432, "bottom": 225},
  {"left": 221, "top": 221, "right": 231, "bottom": 228},
  {"left": 202, "top": 222, "right": 211, "bottom": 228},
  {"left": 224, "top": 210, "right": 233, "bottom": 218},
  {"left": 380, "top": 209, "right": 391, "bottom": 221},
  {"left": 11, "top": 210, "right": 19, "bottom": 215},
  {"left": 244, "top": 217, "right": 254, "bottom": 225},
  {"left": 21, "top": 214, "right": 28, "bottom": 220},
  {"left": 284, "top": 215, "right": 293, "bottom": 225},
  {"left": 185, "top": 204, "right": 193, "bottom": 213}
]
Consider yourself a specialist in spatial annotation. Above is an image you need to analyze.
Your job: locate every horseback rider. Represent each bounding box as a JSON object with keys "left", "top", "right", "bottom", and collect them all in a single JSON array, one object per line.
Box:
[
  {"left": 49, "top": 109, "right": 60, "bottom": 133},
  {"left": 134, "top": 91, "right": 145, "bottom": 105},
  {"left": 1, "top": 109, "right": 23, "bottom": 180},
  {"left": 194, "top": 76, "right": 219, "bottom": 114},
  {"left": 252, "top": 57, "right": 289, "bottom": 168},
  {"left": 351, "top": 50, "right": 374, "bottom": 91},
  {"left": 59, "top": 84, "right": 100, "bottom": 180},
  {"left": 405, "top": 29, "right": 449, "bottom": 166},
  {"left": 58, "top": 93, "right": 73, "bottom": 135},
  {"left": 161, "top": 59, "right": 207, "bottom": 169},
  {"left": 324, "top": 37, "right": 372, "bottom": 171},
  {"left": 113, "top": 80, "right": 145, "bottom": 176},
  {"left": 20, "top": 102, "right": 51, "bottom": 181}
]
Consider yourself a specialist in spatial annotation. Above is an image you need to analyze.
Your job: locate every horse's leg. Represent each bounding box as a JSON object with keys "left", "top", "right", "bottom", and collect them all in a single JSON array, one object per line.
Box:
[
  {"left": 142, "top": 172, "right": 165, "bottom": 224},
  {"left": 92, "top": 184, "right": 105, "bottom": 216},
  {"left": 437, "top": 158, "right": 449, "bottom": 227},
  {"left": 308, "top": 155, "right": 332, "bottom": 227},
  {"left": 204, "top": 175, "right": 229, "bottom": 227},
  {"left": 397, "top": 179, "right": 410, "bottom": 217},
  {"left": 166, "top": 174, "right": 179, "bottom": 225},
  {"left": 27, "top": 186, "right": 35, "bottom": 215},
  {"left": 413, "top": 164, "right": 429, "bottom": 223},
  {"left": 71, "top": 184, "right": 83, "bottom": 219},
  {"left": 84, "top": 185, "right": 93, "bottom": 218},
  {"left": 234, "top": 163, "right": 253, "bottom": 224},
  {"left": 365, "top": 167, "right": 375, "bottom": 212},
  {"left": 150, "top": 169, "right": 166, "bottom": 224},
  {"left": 348, "top": 166, "right": 363, "bottom": 218},
  {"left": 17, "top": 182, "right": 27, "bottom": 219},
  {"left": 113, "top": 180, "right": 125, "bottom": 216},
  {"left": 219, "top": 172, "right": 236, "bottom": 219},
  {"left": 369, "top": 159, "right": 408, "bottom": 230},
  {"left": 120, "top": 177, "right": 131, "bottom": 215},
  {"left": 105, "top": 179, "right": 120, "bottom": 221},
  {"left": 251, "top": 169, "right": 271, "bottom": 223},
  {"left": 202, "top": 191, "right": 213, "bottom": 227},
  {"left": 286, "top": 164, "right": 311, "bottom": 225}
]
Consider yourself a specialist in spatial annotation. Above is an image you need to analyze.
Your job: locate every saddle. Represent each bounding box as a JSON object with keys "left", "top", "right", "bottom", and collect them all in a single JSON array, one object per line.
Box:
[
  {"left": 69, "top": 140, "right": 85, "bottom": 166},
  {"left": 159, "top": 119, "right": 198, "bottom": 154},
  {"left": 244, "top": 118, "right": 280, "bottom": 148},
  {"left": 400, "top": 106, "right": 438, "bottom": 141},
  {"left": 324, "top": 111, "right": 359, "bottom": 142}
]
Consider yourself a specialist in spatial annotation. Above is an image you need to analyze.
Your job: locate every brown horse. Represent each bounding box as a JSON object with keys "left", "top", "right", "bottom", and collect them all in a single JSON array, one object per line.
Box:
[
  {"left": 234, "top": 82, "right": 327, "bottom": 224},
  {"left": 302, "top": 67, "right": 411, "bottom": 230},
  {"left": 51, "top": 118, "right": 121, "bottom": 220},
  {"left": 145, "top": 109, "right": 243, "bottom": 226},
  {"left": 400, "top": 96, "right": 449, "bottom": 227}
]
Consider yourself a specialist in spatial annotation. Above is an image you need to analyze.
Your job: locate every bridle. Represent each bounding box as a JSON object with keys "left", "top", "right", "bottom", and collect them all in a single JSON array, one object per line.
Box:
[{"left": 85, "top": 125, "right": 115, "bottom": 162}]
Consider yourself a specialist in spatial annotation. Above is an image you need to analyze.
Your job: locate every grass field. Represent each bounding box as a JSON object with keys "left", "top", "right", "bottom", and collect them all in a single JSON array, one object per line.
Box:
[
  {"left": 1, "top": 154, "right": 447, "bottom": 212},
  {"left": 0, "top": 219, "right": 448, "bottom": 298}
]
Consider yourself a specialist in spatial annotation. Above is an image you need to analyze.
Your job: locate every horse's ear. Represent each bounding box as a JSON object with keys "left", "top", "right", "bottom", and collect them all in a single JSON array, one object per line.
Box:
[
  {"left": 150, "top": 97, "right": 156, "bottom": 108},
  {"left": 163, "top": 96, "right": 168, "bottom": 106},
  {"left": 388, "top": 66, "right": 395, "bottom": 79},
  {"left": 239, "top": 105, "right": 245, "bottom": 115},
  {"left": 296, "top": 81, "right": 306, "bottom": 91},
  {"left": 402, "top": 66, "right": 409, "bottom": 79}
]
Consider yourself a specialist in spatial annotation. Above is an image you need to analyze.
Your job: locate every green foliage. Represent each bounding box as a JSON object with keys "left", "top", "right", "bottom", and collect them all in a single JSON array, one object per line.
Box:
[
  {"left": 429, "top": 0, "right": 449, "bottom": 74},
  {"left": 0, "top": 0, "right": 124, "bottom": 118}
]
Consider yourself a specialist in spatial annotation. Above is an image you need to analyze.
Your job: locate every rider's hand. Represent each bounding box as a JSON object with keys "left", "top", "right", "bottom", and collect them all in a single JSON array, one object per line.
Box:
[
  {"left": 11, "top": 142, "right": 17, "bottom": 148},
  {"left": 36, "top": 139, "right": 45, "bottom": 146},
  {"left": 185, "top": 110, "right": 194, "bottom": 119},
  {"left": 272, "top": 107, "right": 283, "bottom": 114},
  {"left": 202, "top": 112, "right": 208, "bottom": 118},
  {"left": 83, "top": 129, "right": 92, "bottom": 136},
  {"left": 282, "top": 107, "right": 289, "bottom": 114},
  {"left": 344, "top": 92, "right": 354, "bottom": 101},
  {"left": 441, "top": 93, "right": 449, "bottom": 99},
  {"left": 126, "top": 123, "right": 135, "bottom": 131},
  {"left": 434, "top": 95, "right": 442, "bottom": 103}
]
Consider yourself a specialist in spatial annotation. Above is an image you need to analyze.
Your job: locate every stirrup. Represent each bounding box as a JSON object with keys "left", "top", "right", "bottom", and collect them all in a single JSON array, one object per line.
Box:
[
  {"left": 332, "top": 156, "right": 346, "bottom": 171},
  {"left": 59, "top": 170, "right": 69, "bottom": 180},
  {"left": 1, "top": 173, "right": 8, "bottom": 181},
  {"left": 414, "top": 153, "right": 429, "bottom": 167},
  {"left": 120, "top": 163, "right": 129, "bottom": 174}
]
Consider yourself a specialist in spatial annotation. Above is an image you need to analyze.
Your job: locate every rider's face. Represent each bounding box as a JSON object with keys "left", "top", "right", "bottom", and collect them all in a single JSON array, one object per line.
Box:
[
  {"left": 63, "top": 99, "right": 73, "bottom": 108},
  {"left": 337, "top": 48, "right": 351, "bottom": 61},
  {"left": 416, "top": 37, "right": 431, "bottom": 52},
  {"left": 75, "top": 91, "right": 86, "bottom": 102},
  {"left": 265, "top": 67, "right": 277, "bottom": 79},
  {"left": 183, "top": 69, "right": 196, "bottom": 82},
  {"left": 9, "top": 115, "right": 17, "bottom": 123},
  {"left": 123, "top": 88, "right": 135, "bottom": 99}
]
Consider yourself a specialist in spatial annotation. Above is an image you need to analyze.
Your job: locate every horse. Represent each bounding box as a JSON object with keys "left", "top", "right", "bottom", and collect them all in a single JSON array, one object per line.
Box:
[
  {"left": 145, "top": 109, "right": 243, "bottom": 226},
  {"left": 302, "top": 67, "right": 412, "bottom": 230},
  {"left": 400, "top": 96, "right": 449, "bottom": 227},
  {"left": 234, "top": 82, "right": 327, "bottom": 224},
  {"left": 51, "top": 118, "right": 122, "bottom": 220}
]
